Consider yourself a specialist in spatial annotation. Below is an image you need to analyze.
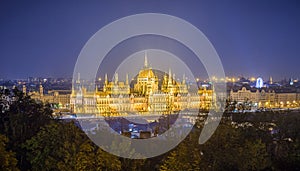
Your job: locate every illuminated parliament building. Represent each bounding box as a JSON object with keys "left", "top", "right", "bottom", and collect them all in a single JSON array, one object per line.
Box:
[{"left": 70, "top": 55, "right": 210, "bottom": 115}]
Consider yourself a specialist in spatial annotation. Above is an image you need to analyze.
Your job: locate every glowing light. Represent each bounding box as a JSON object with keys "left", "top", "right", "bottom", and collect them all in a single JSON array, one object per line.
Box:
[{"left": 256, "top": 77, "right": 263, "bottom": 88}]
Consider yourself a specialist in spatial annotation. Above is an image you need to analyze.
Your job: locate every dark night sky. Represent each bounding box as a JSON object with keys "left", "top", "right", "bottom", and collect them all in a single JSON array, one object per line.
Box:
[{"left": 0, "top": 0, "right": 300, "bottom": 81}]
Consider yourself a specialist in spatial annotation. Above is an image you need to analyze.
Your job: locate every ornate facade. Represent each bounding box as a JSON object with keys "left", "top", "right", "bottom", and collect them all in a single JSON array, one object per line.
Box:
[
  {"left": 229, "top": 86, "right": 300, "bottom": 108},
  {"left": 134, "top": 55, "right": 158, "bottom": 96},
  {"left": 25, "top": 84, "right": 71, "bottom": 108},
  {"left": 70, "top": 55, "right": 203, "bottom": 115}
]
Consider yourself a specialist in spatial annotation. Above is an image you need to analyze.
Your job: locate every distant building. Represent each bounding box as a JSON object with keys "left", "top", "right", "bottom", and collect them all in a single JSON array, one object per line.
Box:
[
  {"left": 28, "top": 84, "right": 71, "bottom": 108},
  {"left": 230, "top": 86, "right": 299, "bottom": 108},
  {"left": 198, "top": 86, "right": 214, "bottom": 109}
]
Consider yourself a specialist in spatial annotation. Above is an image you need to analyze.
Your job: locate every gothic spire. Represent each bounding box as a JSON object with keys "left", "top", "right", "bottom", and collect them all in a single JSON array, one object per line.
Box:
[
  {"left": 144, "top": 51, "right": 148, "bottom": 68},
  {"left": 105, "top": 73, "right": 108, "bottom": 85},
  {"left": 114, "top": 73, "right": 118, "bottom": 84},
  {"left": 168, "top": 68, "right": 172, "bottom": 84},
  {"left": 126, "top": 73, "right": 129, "bottom": 85}
]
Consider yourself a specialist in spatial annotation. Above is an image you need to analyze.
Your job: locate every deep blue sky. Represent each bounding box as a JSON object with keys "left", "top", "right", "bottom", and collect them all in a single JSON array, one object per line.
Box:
[{"left": 0, "top": 0, "right": 300, "bottom": 81}]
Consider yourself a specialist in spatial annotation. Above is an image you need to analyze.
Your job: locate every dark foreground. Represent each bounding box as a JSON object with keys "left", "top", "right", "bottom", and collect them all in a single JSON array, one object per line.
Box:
[{"left": 0, "top": 89, "right": 299, "bottom": 170}]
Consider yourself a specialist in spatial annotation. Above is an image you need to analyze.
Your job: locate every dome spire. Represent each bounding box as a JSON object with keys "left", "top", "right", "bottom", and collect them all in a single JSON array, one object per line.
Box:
[
  {"left": 168, "top": 68, "right": 172, "bottom": 84},
  {"left": 144, "top": 51, "right": 148, "bottom": 68}
]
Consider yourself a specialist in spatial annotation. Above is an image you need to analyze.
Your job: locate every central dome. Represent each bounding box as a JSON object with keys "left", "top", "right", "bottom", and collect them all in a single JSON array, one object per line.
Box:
[{"left": 138, "top": 68, "right": 155, "bottom": 78}]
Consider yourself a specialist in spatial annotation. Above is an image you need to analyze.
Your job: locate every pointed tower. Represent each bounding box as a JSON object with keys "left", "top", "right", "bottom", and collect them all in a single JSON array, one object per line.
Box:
[
  {"left": 163, "top": 73, "right": 168, "bottom": 84},
  {"left": 114, "top": 73, "right": 118, "bottom": 84},
  {"left": 173, "top": 74, "right": 176, "bottom": 84},
  {"left": 269, "top": 76, "right": 273, "bottom": 84},
  {"left": 179, "top": 74, "right": 188, "bottom": 94},
  {"left": 125, "top": 73, "right": 130, "bottom": 94},
  {"left": 126, "top": 73, "right": 129, "bottom": 85},
  {"left": 95, "top": 84, "right": 98, "bottom": 93},
  {"left": 168, "top": 68, "right": 172, "bottom": 85},
  {"left": 104, "top": 73, "right": 108, "bottom": 85},
  {"left": 103, "top": 74, "right": 108, "bottom": 92},
  {"left": 144, "top": 51, "right": 148, "bottom": 68}
]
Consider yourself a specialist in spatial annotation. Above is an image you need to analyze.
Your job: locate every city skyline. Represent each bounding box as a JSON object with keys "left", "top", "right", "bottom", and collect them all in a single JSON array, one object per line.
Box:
[
  {"left": 1, "top": 1, "right": 300, "bottom": 81},
  {"left": 1, "top": 1, "right": 300, "bottom": 169}
]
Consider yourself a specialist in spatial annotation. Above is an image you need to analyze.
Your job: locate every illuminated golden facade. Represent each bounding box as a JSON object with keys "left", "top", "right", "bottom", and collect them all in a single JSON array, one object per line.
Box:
[
  {"left": 198, "top": 87, "right": 214, "bottom": 110},
  {"left": 27, "top": 84, "right": 71, "bottom": 108},
  {"left": 103, "top": 73, "right": 130, "bottom": 95},
  {"left": 134, "top": 55, "right": 158, "bottom": 96},
  {"left": 70, "top": 55, "right": 212, "bottom": 115}
]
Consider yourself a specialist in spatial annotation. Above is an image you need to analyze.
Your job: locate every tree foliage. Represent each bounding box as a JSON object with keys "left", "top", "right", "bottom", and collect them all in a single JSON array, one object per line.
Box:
[
  {"left": 0, "top": 88, "right": 300, "bottom": 170},
  {"left": 159, "top": 122, "right": 272, "bottom": 171},
  {"left": 24, "top": 122, "right": 121, "bottom": 171},
  {"left": 160, "top": 130, "right": 201, "bottom": 171},
  {"left": 0, "top": 88, "right": 53, "bottom": 169},
  {"left": 0, "top": 134, "right": 19, "bottom": 171}
]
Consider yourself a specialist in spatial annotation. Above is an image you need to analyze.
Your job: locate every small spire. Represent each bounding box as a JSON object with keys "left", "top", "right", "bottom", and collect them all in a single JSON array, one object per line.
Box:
[
  {"left": 168, "top": 68, "right": 172, "bottom": 84},
  {"left": 173, "top": 74, "right": 176, "bottom": 84},
  {"left": 164, "top": 73, "right": 168, "bottom": 82},
  {"left": 126, "top": 73, "right": 129, "bottom": 85},
  {"left": 144, "top": 51, "right": 148, "bottom": 68},
  {"left": 183, "top": 74, "right": 186, "bottom": 84},
  {"left": 95, "top": 85, "right": 98, "bottom": 93},
  {"left": 104, "top": 73, "right": 108, "bottom": 85},
  {"left": 105, "top": 73, "right": 108, "bottom": 85},
  {"left": 114, "top": 73, "right": 118, "bottom": 84}
]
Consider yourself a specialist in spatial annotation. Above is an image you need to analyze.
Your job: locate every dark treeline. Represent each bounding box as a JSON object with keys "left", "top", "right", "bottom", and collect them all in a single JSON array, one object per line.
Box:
[{"left": 0, "top": 88, "right": 299, "bottom": 170}]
